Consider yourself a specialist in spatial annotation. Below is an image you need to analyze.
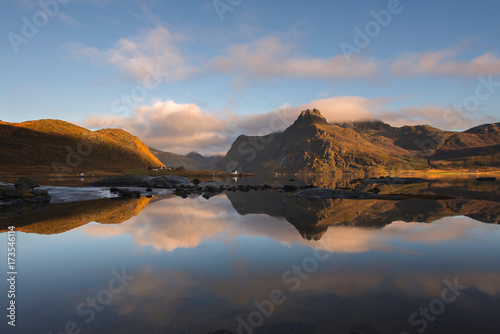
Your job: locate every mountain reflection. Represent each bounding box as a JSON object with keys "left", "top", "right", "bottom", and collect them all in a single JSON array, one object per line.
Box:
[
  {"left": 7, "top": 185, "right": 500, "bottom": 334},
  {"left": 226, "top": 190, "right": 499, "bottom": 240},
  {"left": 2, "top": 186, "right": 498, "bottom": 247},
  {"left": 78, "top": 193, "right": 499, "bottom": 254},
  {"left": 0, "top": 196, "right": 156, "bottom": 234}
]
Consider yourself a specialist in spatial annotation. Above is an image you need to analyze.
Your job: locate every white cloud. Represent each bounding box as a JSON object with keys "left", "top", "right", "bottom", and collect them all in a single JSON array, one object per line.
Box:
[
  {"left": 376, "top": 105, "right": 497, "bottom": 130},
  {"left": 63, "top": 24, "right": 500, "bottom": 87},
  {"left": 84, "top": 99, "right": 230, "bottom": 155},
  {"left": 10, "top": 0, "right": 117, "bottom": 9},
  {"left": 82, "top": 94, "right": 495, "bottom": 155},
  {"left": 64, "top": 26, "right": 197, "bottom": 82},
  {"left": 64, "top": 27, "right": 380, "bottom": 84},
  {"left": 391, "top": 49, "right": 500, "bottom": 77},
  {"left": 207, "top": 36, "right": 380, "bottom": 80},
  {"left": 57, "top": 12, "right": 81, "bottom": 27},
  {"left": 82, "top": 96, "right": 388, "bottom": 155}
]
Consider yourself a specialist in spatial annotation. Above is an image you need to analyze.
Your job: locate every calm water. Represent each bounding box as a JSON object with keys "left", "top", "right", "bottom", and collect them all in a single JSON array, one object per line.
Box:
[{"left": 1, "top": 175, "right": 499, "bottom": 334}]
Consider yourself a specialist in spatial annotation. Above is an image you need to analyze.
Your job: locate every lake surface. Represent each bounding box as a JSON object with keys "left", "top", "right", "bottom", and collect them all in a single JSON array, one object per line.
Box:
[{"left": 1, "top": 175, "right": 499, "bottom": 334}]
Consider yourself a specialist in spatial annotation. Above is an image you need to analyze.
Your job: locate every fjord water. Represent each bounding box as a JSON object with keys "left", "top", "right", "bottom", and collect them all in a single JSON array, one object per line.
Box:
[{"left": 1, "top": 176, "right": 500, "bottom": 334}]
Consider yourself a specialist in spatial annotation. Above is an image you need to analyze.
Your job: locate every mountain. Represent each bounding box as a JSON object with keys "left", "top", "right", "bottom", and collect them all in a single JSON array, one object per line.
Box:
[
  {"left": 218, "top": 109, "right": 500, "bottom": 173},
  {"left": 0, "top": 119, "right": 164, "bottom": 172},
  {"left": 336, "top": 119, "right": 500, "bottom": 169},
  {"left": 149, "top": 148, "right": 223, "bottom": 170},
  {"left": 226, "top": 190, "right": 499, "bottom": 241}
]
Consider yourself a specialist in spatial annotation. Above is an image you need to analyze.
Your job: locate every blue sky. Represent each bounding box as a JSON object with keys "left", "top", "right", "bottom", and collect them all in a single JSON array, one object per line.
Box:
[{"left": 1, "top": 0, "right": 499, "bottom": 154}]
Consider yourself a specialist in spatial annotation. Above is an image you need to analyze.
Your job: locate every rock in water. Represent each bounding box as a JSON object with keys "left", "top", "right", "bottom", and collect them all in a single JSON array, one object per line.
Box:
[
  {"left": 283, "top": 185, "right": 298, "bottom": 192},
  {"left": 203, "top": 184, "right": 219, "bottom": 193},
  {"left": 475, "top": 177, "right": 496, "bottom": 181},
  {"left": 15, "top": 177, "right": 40, "bottom": 190},
  {"left": 1, "top": 186, "right": 22, "bottom": 198},
  {"left": 147, "top": 175, "right": 191, "bottom": 188}
]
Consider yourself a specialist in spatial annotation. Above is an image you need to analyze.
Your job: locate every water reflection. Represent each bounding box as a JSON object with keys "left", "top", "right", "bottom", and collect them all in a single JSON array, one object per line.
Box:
[
  {"left": 1, "top": 178, "right": 500, "bottom": 333},
  {"left": 12, "top": 209, "right": 500, "bottom": 333},
  {"left": 3, "top": 185, "right": 498, "bottom": 238},
  {"left": 0, "top": 196, "right": 158, "bottom": 234},
  {"left": 78, "top": 194, "right": 499, "bottom": 254}
]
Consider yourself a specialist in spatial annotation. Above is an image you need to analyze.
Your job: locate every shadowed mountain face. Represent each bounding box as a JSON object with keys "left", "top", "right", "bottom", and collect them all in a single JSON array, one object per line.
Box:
[
  {"left": 149, "top": 148, "right": 223, "bottom": 170},
  {"left": 217, "top": 109, "right": 500, "bottom": 173},
  {"left": 0, "top": 119, "right": 164, "bottom": 171},
  {"left": 226, "top": 189, "right": 499, "bottom": 240},
  {"left": 335, "top": 119, "right": 500, "bottom": 169}
]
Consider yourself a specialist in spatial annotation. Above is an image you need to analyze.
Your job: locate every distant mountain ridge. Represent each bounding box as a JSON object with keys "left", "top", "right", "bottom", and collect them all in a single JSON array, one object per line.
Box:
[
  {"left": 0, "top": 119, "right": 163, "bottom": 171},
  {"left": 149, "top": 148, "right": 223, "bottom": 170},
  {"left": 217, "top": 109, "right": 500, "bottom": 173},
  {"left": 1, "top": 111, "right": 498, "bottom": 175}
]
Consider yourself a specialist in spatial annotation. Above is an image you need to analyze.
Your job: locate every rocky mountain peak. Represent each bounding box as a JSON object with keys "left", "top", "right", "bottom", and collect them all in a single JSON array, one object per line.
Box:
[{"left": 293, "top": 108, "right": 328, "bottom": 126}]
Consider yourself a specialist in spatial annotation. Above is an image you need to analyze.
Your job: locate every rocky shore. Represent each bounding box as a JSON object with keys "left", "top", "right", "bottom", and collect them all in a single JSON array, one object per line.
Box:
[
  {"left": 0, "top": 174, "right": 460, "bottom": 212},
  {"left": 0, "top": 177, "right": 51, "bottom": 209}
]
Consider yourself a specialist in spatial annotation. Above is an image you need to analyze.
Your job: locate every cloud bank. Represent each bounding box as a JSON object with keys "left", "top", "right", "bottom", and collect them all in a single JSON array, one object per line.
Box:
[{"left": 83, "top": 95, "right": 495, "bottom": 155}]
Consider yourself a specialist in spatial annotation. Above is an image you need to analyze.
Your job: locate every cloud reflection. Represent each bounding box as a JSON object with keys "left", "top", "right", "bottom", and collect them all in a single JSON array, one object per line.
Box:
[{"left": 82, "top": 194, "right": 500, "bottom": 254}]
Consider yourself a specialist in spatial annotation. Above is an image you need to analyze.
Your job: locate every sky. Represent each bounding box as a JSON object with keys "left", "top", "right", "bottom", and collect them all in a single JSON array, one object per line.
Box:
[{"left": 1, "top": 0, "right": 500, "bottom": 155}]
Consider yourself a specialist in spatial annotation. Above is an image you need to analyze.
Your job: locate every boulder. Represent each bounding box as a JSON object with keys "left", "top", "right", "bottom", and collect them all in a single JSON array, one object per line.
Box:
[
  {"left": 109, "top": 187, "right": 139, "bottom": 198},
  {"left": 1, "top": 186, "right": 22, "bottom": 198},
  {"left": 14, "top": 177, "right": 40, "bottom": 190},
  {"left": 146, "top": 175, "right": 191, "bottom": 188},
  {"left": 367, "top": 187, "right": 381, "bottom": 194},
  {"left": 9, "top": 198, "right": 25, "bottom": 209},
  {"left": 203, "top": 184, "right": 219, "bottom": 193},
  {"left": 31, "top": 188, "right": 49, "bottom": 196},
  {"left": 283, "top": 185, "right": 298, "bottom": 192}
]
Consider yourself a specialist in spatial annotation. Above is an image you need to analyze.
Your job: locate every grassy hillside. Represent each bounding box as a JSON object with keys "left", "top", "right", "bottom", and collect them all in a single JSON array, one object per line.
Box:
[{"left": 0, "top": 119, "right": 164, "bottom": 175}]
